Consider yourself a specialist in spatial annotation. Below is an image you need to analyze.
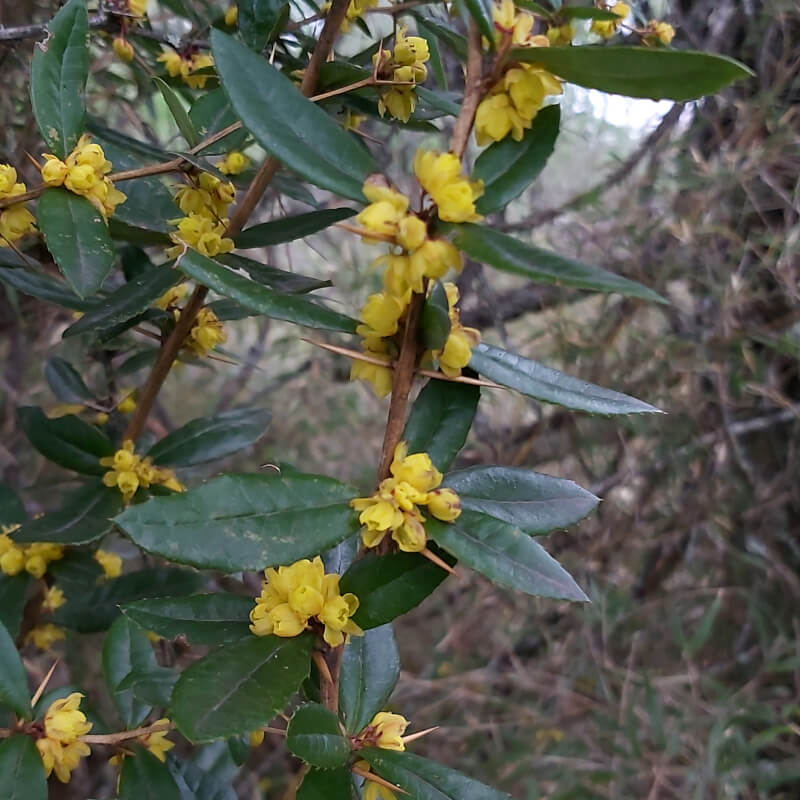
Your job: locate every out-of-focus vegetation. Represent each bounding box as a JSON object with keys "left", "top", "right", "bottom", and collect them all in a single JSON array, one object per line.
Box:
[{"left": 1, "top": 1, "right": 797, "bottom": 798}]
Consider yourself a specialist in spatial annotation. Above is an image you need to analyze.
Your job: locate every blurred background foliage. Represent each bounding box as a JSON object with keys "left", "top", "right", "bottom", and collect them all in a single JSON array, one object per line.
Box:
[{"left": 1, "top": 0, "right": 799, "bottom": 797}]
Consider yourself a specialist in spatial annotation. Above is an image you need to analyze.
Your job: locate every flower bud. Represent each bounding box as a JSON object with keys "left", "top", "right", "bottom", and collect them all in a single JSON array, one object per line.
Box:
[{"left": 113, "top": 36, "right": 134, "bottom": 63}]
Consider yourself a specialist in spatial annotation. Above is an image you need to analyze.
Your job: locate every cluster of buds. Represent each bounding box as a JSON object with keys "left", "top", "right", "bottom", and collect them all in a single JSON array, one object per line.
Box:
[
  {"left": 0, "top": 164, "right": 36, "bottom": 247},
  {"left": 591, "top": 2, "right": 629, "bottom": 38},
  {"left": 185, "top": 307, "right": 226, "bottom": 358},
  {"left": 0, "top": 524, "right": 63, "bottom": 579},
  {"left": 249, "top": 556, "right": 363, "bottom": 647},
  {"left": 35, "top": 693, "right": 92, "bottom": 783},
  {"left": 100, "top": 440, "right": 184, "bottom": 503},
  {"left": 95, "top": 548, "right": 123, "bottom": 579},
  {"left": 41, "top": 136, "right": 126, "bottom": 218},
  {"left": 430, "top": 283, "right": 480, "bottom": 378},
  {"left": 373, "top": 27, "right": 431, "bottom": 123},
  {"left": 218, "top": 150, "right": 250, "bottom": 175},
  {"left": 643, "top": 19, "right": 676, "bottom": 45},
  {"left": 157, "top": 48, "right": 215, "bottom": 89},
  {"left": 350, "top": 442, "right": 461, "bottom": 553}
]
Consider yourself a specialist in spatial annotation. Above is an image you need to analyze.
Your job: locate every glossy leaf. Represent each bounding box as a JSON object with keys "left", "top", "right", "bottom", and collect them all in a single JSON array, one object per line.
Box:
[
  {"left": 0, "top": 737, "right": 47, "bottom": 800},
  {"left": 116, "top": 666, "right": 177, "bottom": 708},
  {"left": 511, "top": 46, "right": 754, "bottom": 101},
  {"left": 0, "top": 575, "right": 31, "bottom": 640},
  {"left": 0, "top": 484, "right": 27, "bottom": 526},
  {"left": 469, "top": 343, "right": 662, "bottom": 414},
  {"left": 286, "top": 703, "right": 351, "bottom": 768},
  {"left": 339, "top": 624, "right": 399, "bottom": 734},
  {"left": 189, "top": 88, "right": 248, "bottom": 154},
  {"left": 403, "top": 379, "right": 479, "bottom": 472},
  {"left": 115, "top": 472, "right": 360, "bottom": 572},
  {"left": 448, "top": 223, "right": 666, "bottom": 304},
  {"left": 30, "top": 0, "right": 89, "bottom": 158},
  {"left": 38, "top": 189, "right": 115, "bottom": 298},
  {"left": 558, "top": 6, "right": 618, "bottom": 20},
  {"left": 416, "top": 18, "right": 447, "bottom": 89},
  {"left": 146, "top": 407, "right": 271, "bottom": 467},
  {"left": 177, "top": 249, "right": 358, "bottom": 333},
  {"left": 0, "top": 267, "right": 93, "bottom": 311},
  {"left": 421, "top": 281, "right": 451, "bottom": 351},
  {"left": 460, "top": 0, "right": 495, "bottom": 43},
  {"left": 474, "top": 104, "right": 560, "bottom": 214},
  {"left": 219, "top": 253, "right": 331, "bottom": 294},
  {"left": 154, "top": 77, "right": 199, "bottom": 146},
  {"left": 235, "top": 208, "right": 356, "bottom": 249},
  {"left": 410, "top": 15, "right": 467, "bottom": 59},
  {"left": 123, "top": 594, "right": 253, "bottom": 645},
  {"left": 17, "top": 406, "right": 113, "bottom": 475},
  {"left": 44, "top": 357, "right": 93, "bottom": 403},
  {"left": 0, "top": 621, "right": 30, "bottom": 718},
  {"left": 211, "top": 29, "right": 375, "bottom": 200},
  {"left": 297, "top": 767, "right": 352, "bottom": 800},
  {"left": 340, "top": 552, "right": 452, "bottom": 629},
  {"left": 167, "top": 741, "right": 239, "bottom": 800},
  {"left": 47, "top": 551, "right": 104, "bottom": 595},
  {"left": 171, "top": 634, "right": 313, "bottom": 741},
  {"left": 119, "top": 747, "right": 182, "bottom": 800},
  {"left": 238, "top": 0, "right": 287, "bottom": 51},
  {"left": 427, "top": 511, "right": 588, "bottom": 600}
]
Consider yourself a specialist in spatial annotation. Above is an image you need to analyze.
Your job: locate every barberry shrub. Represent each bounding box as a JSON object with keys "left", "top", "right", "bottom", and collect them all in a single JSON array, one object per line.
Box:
[{"left": 0, "top": 0, "right": 750, "bottom": 797}]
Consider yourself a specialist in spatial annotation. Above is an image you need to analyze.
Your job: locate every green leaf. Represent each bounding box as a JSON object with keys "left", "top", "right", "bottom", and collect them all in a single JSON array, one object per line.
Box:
[
  {"left": 171, "top": 634, "right": 313, "bottom": 741},
  {"left": 448, "top": 223, "right": 666, "bottom": 304},
  {"left": 286, "top": 703, "right": 351, "bottom": 768},
  {"left": 469, "top": 343, "right": 662, "bottom": 414},
  {"left": 474, "top": 104, "right": 560, "bottom": 214},
  {"left": 115, "top": 472, "right": 360, "bottom": 572},
  {"left": 443, "top": 466, "right": 599, "bottom": 534},
  {"left": 235, "top": 208, "right": 356, "bottom": 249},
  {"left": 0, "top": 621, "right": 30, "bottom": 718},
  {"left": 116, "top": 666, "right": 177, "bottom": 708},
  {"left": 416, "top": 19, "right": 447, "bottom": 89},
  {"left": 361, "top": 748, "right": 511, "bottom": 800},
  {"left": 63, "top": 265, "right": 181, "bottom": 338},
  {"left": 238, "top": 0, "right": 287, "bottom": 51},
  {"left": 459, "top": 0, "right": 495, "bottom": 43},
  {"left": 0, "top": 574, "right": 32, "bottom": 640},
  {"left": 0, "top": 484, "right": 27, "bottom": 527},
  {"left": 403, "top": 379, "right": 478, "bottom": 472},
  {"left": 47, "top": 551, "right": 104, "bottom": 595},
  {"left": 30, "top": 0, "right": 89, "bottom": 158},
  {"left": 0, "top": 266, "right": 93, "bottom": 310},
  {"left": 410, "top": 14, "right": 467, "bottom": 59},
  {"left": 178, "top": 249, "right": 358, "bottom": 333},
  {"left": 189, "top": 88, "right": 248, "bottom": 155},
  {"left": 421, "top": 281, "right": 451, "bottom": 351},
  {"left": 427, "top": 511, "right": 588, "bottom": 600},
  {"left": 146, "top": 407, "right": 271, "bottom": 467},
  {"left": 511, "top": 46, "right": 754, "bottom": 101},
  {"left": 0, "top": 736, "right": 47, "bottom": 800},
  {"left": 17, "top": 406, "right": 113, "bottom": 475},
  {"left": 119, "top": 747, "right": 182, "bottom": 800},
  {"left": 167, "top": 741, "right": 239, "bottom": 799},
  {"left": 211, "top": 29, "right": 376, "bottom": 200},
  {"left": 339, "top": 624, "right": 399, "bottom": 734},
  {"left": 297, "top": 767, "right": 352, "bottom": 800},
  {"left": 12, "top": 483, "right": 122, "bottom": 545},
  {"left": 38, "top": 189, "right": 115, "bottom": 298},
  {"left": 340, "top": 552, "right": 451, "bottom": 629},
  {"left": 53, "top": 567, "right": 206, "bottom": 633},
  {"left": 123, "top": 594, "right": 253, "bottom": 646},
  {"left": 219, "top": 253, "right": 331, "bottom": 294},
  {"left": 558, "top": 6, "right": 619, "bottom": 20},
  {"left": 154, "top": 77, "right": 200, "bottom": 146},
  {"left": 44, "top": 357, "right": 94, "bottom": 403},
  {"left": 103, "top": 616, "right": 157, "bottom": 727}
]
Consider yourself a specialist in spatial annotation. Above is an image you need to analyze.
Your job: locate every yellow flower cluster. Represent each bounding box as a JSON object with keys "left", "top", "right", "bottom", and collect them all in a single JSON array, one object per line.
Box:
[
  {"left": 26, "top": 623, "right": 65, "bottom": 650},
  {"left": 356, "top": 711, "right": 409, "bottom": 751},
  {"left": 95, "top": 548, "right": 123, "bottom": 579},
  {"left": 413, "top": 150, "right": 483, "bottom": 224},
  {"left": 224, "top": 4, "right": 238, "bottom": 26},
  {"left": 428, "top": 283, "right": 480, "bottom": 378},
  {"left": 112, "top": 35, "right": 134, "bottom": 63},
  {"left": 546, "top": 22, "right": 574, "bottom": 45},
  {"left": 591, "top": 2, "right": 629, "bottom": 38},
  {"left": 0, "top": 524, "right": 64, "bottom": 579},
  {"left": 157, "top": 48, "right": 215, "bottom": 89},
  {"left": 101, "top": 440, "right": 184, "bottom": 503},
  {"left": 250, "top": 556, "right": 363, "bottom": 647},
  {"left": 155, "top": 282, "right": 189, "bottom": 311},
  {"left": 0, "top": 164, "right": 36, "bottom": 247},
  {"left": 350, "top": 442, "right": 461, "bottom": 553},
  {"left": 218, "top": 150, "right": 249, "bottom": 175},
  {"left": 142, "top": 718, "right": 174, "bottom": 762},
  {"left": 374, "top": 27, "right": 430, "bottom": 123},
  {"left": 41, "top": 135, "right": 126, "bottom": 219},
  {"left": 645, "top": 20, "right": 676, "bottom": 45},
  {"left": 185, "top": 307, "right": 226, "bottom": 358},
  {"left": 36, "top": 693, "right": 92, "bottom": 783},
  {"left": 42, "top": 585, "right": 66, "bottom": 613}
]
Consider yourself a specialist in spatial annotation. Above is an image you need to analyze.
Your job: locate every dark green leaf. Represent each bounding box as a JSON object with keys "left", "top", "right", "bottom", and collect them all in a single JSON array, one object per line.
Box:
[
  {"left": 272, "top": 173, "right": 320, "bottom": 207},
  {"left": 511, "top": 46, "right": 754, "bottom": 101},
  {"left": 30, "top": 0, "right": 89, "bottom": 158},
  {"left": 339, "top": 624, "right": 399, "bottom": 734},
  {"left": 475, "top": 104, "right": 560, "bottom": 214},
  {"left": 403, "top": 379, "right": 478, "bottom": 472},
  {"left": 415, "top": 86, "right": 461, "bottom": 116},
  {"left": 189, "top": 88, "right": 248, "bottom": 155},
  {"left": 235, "top": 208, "right": 356, "bottom": 249},
  {"left": 171, "top": 634, "right": 312, "bottom": 741},
  {"left": 219, "top": 253, "right": 331, "bottom": 294},
  {"left": 0, "top": 736, "right": 47, "bottom": 800},
  {"left": 558, "top": 6, "right": 619, "bottom": 20},
  {"left": 297, "top": 767, "right": 351, "bottom": 800},
  {"left": 410, "top": 14, "right": 467, "bottom": 59},
  {"left": 119, "top": 747, "right": 182, "bottom": 800},
  {"left": 427, "top": 511, "right": 588, "bottom": 600},
  {"left": 323, "top": 534, "right": 359, "bottom": 577},
  {"left": 177, "top": 249, "right": 358, "bottom": 333},
  {"left": 449, "top": 223, "right": 666, "bottom": 303},
  {"left": 63, "top": 265, "right": 181, "bottom": 338},
  {"left": 211, "top": 29, "right": 375, "bottom": 200},
  {"left": 0, "top": 574, "right": 31, "bottom": 640},
  {"left": 460, "top": 0, "right": 495, "bottom": 43},
  {"left": 88, "top": 120, "right": 174, "bottom": 162},
  {"left": 115, "top": 472, "right": 360, "bottom": 572},
  {"left": 103, "top": 616, "right": 157, "bottom": 727},
  {"left": 167, "top": 742, "right": 239, "bottom": 800},
  {"left": 361, "top": 748, "right": 511, "bottom": 800},
  {"left": 421, "top": 281, "right": 451, "bottom": 351},
  {"left": 146, "top": 407, "right": 271, "bottom": 467},
  {"left": 0, "top": 621, "right": 30, "bottom": 718},
  {"left": 416, "top": 19, "right": 447, "bottom": 89},
  {"left": 0, "top": 484, "right": 26, "bottom": 526},
  {"left": 123, "top": 594, "right": 253, "bottom": 645},
  {"left": 443, "top": 466, "right": 599, "bottom": 534},
  {"left": 44, "top": 357, "right": 94, "bottom": 403},
  {"left": 108, "top": 218, "right": 172, "bottom": 244},
  {"left": 38, "top": 189, "right": 115, "bottom": 298},
  {"left": 116, "top": 666, "right": 177, "bottom": 708},
  {"left": 340, "top": 552, "right": 451, "bottom": 629},
  {"left": 286, "top": 703, "right": 351, "bottom": 768},
  {"left": 238, "top": 0, "right": 287, "bottom": 51},
  {"left": 469, "top": 343, "right": 662, "bottom": 414},
  {"left": 47, "top": 551, "right": 104, "bottom": 595},
  {"left": 154, "top": 77, "right": 200, "bottom": 146},
  {"left": 0, "top": 267, "right": 93, "bottom": 311},
  {"left": 17, "top": 406, "right": 113, "bottom": 475}
]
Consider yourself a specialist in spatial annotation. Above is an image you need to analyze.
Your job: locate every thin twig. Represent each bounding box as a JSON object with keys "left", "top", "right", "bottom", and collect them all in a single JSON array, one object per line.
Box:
[
  {"left": 449, "top": 21, "right": 484, "bottom": 159},
  {"left": 80, "top": 720, "right": 172, "bottom": 745},
  {"left": 30, "top": 660, "right": 59, "bottom": 709}
]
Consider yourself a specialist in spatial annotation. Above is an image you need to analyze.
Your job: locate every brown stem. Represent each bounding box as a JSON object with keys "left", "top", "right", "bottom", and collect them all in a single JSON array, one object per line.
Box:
[
  {"left": 449, "top": 21, "right": 484, "bottom": 159},
  {"left": 80, "top": 720, "right": 172, "bottom": 745}
]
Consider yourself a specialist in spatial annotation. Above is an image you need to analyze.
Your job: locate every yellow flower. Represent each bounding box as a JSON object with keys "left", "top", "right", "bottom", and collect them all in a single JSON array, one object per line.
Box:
[
  {"left": 413, "top": 150, "right": 483, "bottom": 223},
  {"left": 368, "top": 712, "right": 409, "bottom": 751},
  {"left": 142, "top": 718, "right": 174, "bottom": 762},
  {"left": 356, "top": 183, "right": 409, "bottom": 238},
  {"left": 36, "top": 738, "right": 91, "bottom": 783},
  {"left": 95, "top": 549, "right": 122, "bottom": 579},
  {"left": 0, "top": 204, "right": 36, "bottom": 246},
  {"left": 0, "top": 164, "right": 19, "bottom": 195},
  {"left": 591, "top": 2, "right": 629, "bottom": 38},
  {"left": 167, "top": 214, "right": 234, "bottom": 259},
  {"left": 393, "top": 27, "right": 430, "bottom": 66},
  {"left": 392, "top": 511, "right": 426, "bottom": 552},
  {"left": 128, "top": 0, "right": 148, "bottom": 17},
  {"left": 350, "top": 337, "right": 394, "bottom": 398},
  {"left": 379, "top": 87, "right": 417, "bottom": 123},
  {"left": 357, "top": 291, "right": 408, "bottom": 339},
  {"left": 426, "top": 488, "right": 461, "bottom": 522},
  {"left": 546, "top": 22, "right": 574, "bottom": 45},
  {"left": 0, "top": 545, "right": 24, "bottom": 576},
  {"left": 36, "top": 693, "right": 92, "bottom": 782},
  {"left": 26, "top": 623, "right": 65, "bottom": 651},
  {"left": 390, "top": 443, "right": 442, "bottom": 493},
  {"left": 319, "top": 592, "right": 362, "bottom": 647},
  {"left": 249, "top": 729, "right": 265, "bottom": 747},
  {"left": 224, "top": 4, "right": 238, "bottom": 26},
  {"left": 647, "top": 20, "right": 675, "bottom": 45},
  {"left": 155, "top": 282, "right": 188, "bottom": 310},
  {"left": 428, "top": 282, "right": 480, "bottom": 377},
  {"left": 41, "top": 156, "right": 69, "bottom": 186},
  {"left": 186, "top": 53, "right": 215, "bottom": 88},
  {"left": 396, "top": 215, "right": 427, "bottom": 252},
  {"left": 365, "top": 782, "right": 398, "bottom": 800},
  {"left": 158, "top": 49, "right": 188, "bottom": 79},
  {"left": 218, "top": 151, "right": 249, "bottom": 175},
  {"left": 185, "top": 307, "right": 226, "bottom": 357},
  {"left": 118, "top": 392, "right": 136, "bottom": 414}
]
